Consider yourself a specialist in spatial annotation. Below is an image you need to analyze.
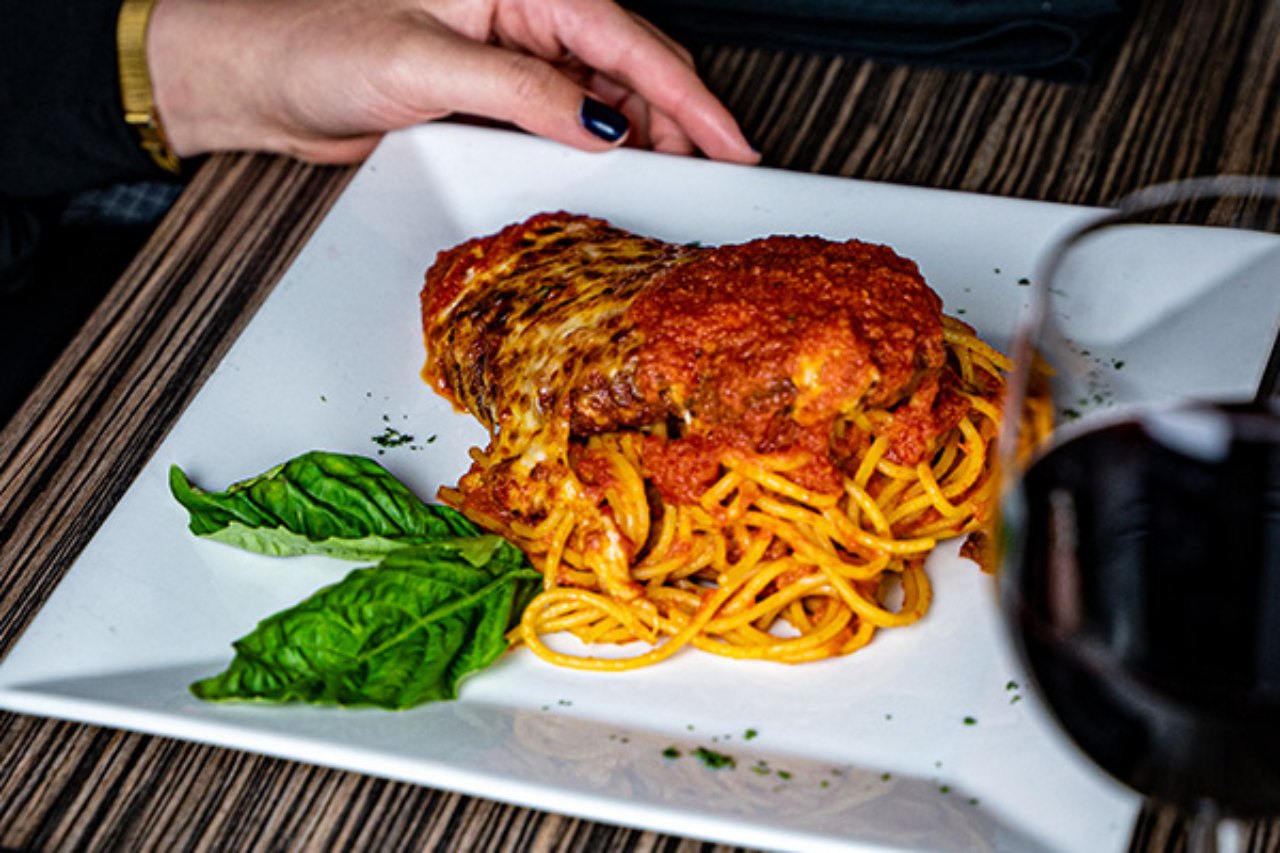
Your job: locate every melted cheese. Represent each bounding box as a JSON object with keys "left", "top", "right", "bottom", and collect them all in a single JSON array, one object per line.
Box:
[{"left": 420, "top": 211, "right": 950, "bottom": 542}]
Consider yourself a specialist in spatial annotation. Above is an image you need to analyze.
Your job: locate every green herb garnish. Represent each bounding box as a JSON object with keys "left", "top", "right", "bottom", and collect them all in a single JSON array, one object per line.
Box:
[
  {"left": 692, "top": 747, "right": 736, "bottom": 770},
  {"left": 189, "top": 539, "right": 539, "bottom": 708},
  {"left": 175, "top": 451, "right": 543, "bottom": 710},
  {"left": 373, "top": 426, "right": 414, "bottom": 449},
  {"left": 170, "top": 452, "right": 478, "bottom": 561}
]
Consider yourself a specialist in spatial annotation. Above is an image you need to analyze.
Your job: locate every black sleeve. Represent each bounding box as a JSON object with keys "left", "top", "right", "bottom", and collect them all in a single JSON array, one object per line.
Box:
[{"left": 1, "top": 0, "right": 170, "bottom": 199}]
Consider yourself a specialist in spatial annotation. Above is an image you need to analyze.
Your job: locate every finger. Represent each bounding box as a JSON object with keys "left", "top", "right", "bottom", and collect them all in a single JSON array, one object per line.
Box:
[
  {"left": 549, "top": 0, "right": 758, "bottom": 163},
  {"left": 290, "top": 133, "right": 384, "bottom": 164},
  {"left": 425, "top": 34, "right": 631, "bottom": 152},
  {"left": 646, "top": 108, "right": 697, "bottom": 157},
  {"left": 617, "top": 92, "right": 654, "bottom": 151},
  {"left": 587, "top": 74, "right": 653, "bottom": 149},
  {"left": 589, "top": 72, "right": 697, "bottom": 156},
  {"left": 620, "top": 16, "right": 707, "bottom": 155},
  {"left": 625, "top": 11, "right": 695, "bottom": 70}
]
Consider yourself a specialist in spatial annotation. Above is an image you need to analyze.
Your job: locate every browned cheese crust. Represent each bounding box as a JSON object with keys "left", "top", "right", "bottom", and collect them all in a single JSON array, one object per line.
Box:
[{"left": 420, "top": 212, "right": 978, "bottom": 595}]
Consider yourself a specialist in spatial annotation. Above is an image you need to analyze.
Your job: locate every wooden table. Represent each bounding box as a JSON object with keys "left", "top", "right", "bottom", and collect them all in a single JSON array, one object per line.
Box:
[{"left": 2, "top": 0, "right": 1278, "bottom": 848}]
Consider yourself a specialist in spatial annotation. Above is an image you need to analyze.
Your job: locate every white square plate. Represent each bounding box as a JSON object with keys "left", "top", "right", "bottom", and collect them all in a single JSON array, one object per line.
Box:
[{"left": 0, "top": 125, "right": 1140, "bottom": 852}]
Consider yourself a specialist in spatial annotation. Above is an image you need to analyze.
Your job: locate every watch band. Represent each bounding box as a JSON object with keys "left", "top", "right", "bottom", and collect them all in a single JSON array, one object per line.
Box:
[{"left": 117, "top": 0, "right": 181, "bottom": 174}]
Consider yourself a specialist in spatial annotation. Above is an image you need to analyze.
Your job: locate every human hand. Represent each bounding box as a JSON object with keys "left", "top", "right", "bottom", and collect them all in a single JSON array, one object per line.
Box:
[{"left": 147, "top": 0, "right": 760, "bottom": 165}]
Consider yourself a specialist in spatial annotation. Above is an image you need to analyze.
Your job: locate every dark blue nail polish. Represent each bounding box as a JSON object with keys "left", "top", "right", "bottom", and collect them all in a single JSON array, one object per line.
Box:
[{"left": 580, "top": 97, "right": 629, "bottom": 143}]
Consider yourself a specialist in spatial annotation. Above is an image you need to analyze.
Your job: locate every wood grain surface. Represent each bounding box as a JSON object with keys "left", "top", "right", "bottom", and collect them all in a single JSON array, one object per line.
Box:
[{"left": 2, "top": 0, "right": 1279, "bottom": 849}]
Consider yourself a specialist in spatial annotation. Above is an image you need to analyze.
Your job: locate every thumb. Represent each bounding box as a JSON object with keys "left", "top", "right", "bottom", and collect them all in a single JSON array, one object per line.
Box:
[{"left": 429, "top": 38, "right": 630, "bottom": 152}]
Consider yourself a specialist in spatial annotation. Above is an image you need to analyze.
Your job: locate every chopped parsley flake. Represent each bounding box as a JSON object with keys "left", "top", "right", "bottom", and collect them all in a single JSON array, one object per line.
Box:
[
  {"left": 1017, "top": 277, "right": 1031, "bottom": 286},
  {"left": 963, "top": 716, "right": 978, "bottom": 726},
  {"left": 692, "top": 747, "right": 736, "bottom": 770},
  {"left": 662, "top": 746, "right": 681, "bottom": 760},
  {"left": 372, "top": 426, "right": 414, "bottom": 449},
  {"left": 743, "top": 728, "right": 758, "bottom": 740}
]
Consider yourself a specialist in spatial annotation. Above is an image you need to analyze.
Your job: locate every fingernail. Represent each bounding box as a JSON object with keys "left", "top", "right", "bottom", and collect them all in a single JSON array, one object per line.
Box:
[{"left": 580, "top": 97, "right": 629, "bottom": 144}]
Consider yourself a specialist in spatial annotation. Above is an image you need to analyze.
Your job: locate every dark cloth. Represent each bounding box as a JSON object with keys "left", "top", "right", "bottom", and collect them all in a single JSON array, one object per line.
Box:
[
  {"left": 0, "top": 0, "right": 183, "bottom": 291},
  {"left": 1, "top": 1, "right": 184, "bottom": 422},
  {"left": 622, "top": 0, "right": 1135, "bottom": 81},
  {"left": 0, "top": 216, "right": 157, "bottom": 422},
  {"left": 1, "top": 0, "right": 165, "bottom": 198}
]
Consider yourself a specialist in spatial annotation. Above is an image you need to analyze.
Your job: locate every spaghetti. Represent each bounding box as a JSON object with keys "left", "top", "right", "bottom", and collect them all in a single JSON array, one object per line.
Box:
[{"left": 421, "top": 213, "right": 1014, "bottom": 670}]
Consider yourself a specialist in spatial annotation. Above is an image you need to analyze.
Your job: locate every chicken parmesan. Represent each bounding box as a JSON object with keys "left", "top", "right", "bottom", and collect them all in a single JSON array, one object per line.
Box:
[{"left": 420, "top": 212, "right": 1011, "bottom": 669}]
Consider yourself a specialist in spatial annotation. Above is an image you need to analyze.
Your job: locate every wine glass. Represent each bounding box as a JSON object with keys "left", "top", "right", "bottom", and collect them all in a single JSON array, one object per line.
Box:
[{"left": 998, "top": 177, "right": 1280, "bottom": 852}]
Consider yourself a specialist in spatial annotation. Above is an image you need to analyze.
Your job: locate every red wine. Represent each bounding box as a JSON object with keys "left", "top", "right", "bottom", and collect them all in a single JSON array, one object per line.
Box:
[{"left": 1002, "top": 403, "right": 1280, "bottom": 814}]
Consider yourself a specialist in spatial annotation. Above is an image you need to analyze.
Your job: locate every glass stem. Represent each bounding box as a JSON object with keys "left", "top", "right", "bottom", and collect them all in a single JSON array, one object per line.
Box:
[
  {"left": 1185, "top": 809, "right": 1219, "bottom": 853},
  {"left": 1185, "top": 806, "right": 1245, "bottom": 853}
]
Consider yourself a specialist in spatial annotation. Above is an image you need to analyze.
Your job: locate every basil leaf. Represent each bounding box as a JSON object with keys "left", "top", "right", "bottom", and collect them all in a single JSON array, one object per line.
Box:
[
  {"left": 170, "top": 451, "right": 480, "bottom": 561},
  {"left": 190, "top": 539, "right": 541, "bottom": 709}
]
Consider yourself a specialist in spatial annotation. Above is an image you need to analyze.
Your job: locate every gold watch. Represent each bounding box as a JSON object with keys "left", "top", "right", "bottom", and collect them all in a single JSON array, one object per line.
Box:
[{"left": 117, "top": 0, "right": 181, "bottom": 174}]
